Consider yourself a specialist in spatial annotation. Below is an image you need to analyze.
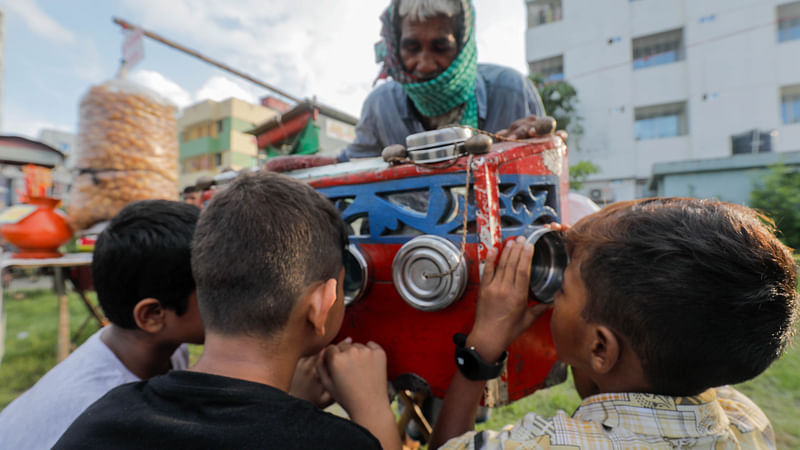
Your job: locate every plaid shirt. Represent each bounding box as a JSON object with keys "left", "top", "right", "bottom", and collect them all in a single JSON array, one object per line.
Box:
[{"left": 441, "top": 386, "right": 774, "bottom": 450}]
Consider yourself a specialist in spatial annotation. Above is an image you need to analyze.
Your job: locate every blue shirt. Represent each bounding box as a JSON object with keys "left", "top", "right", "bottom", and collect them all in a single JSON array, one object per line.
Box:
[{"left": 338, "top": 64, "right": 545, "bottom": 161}]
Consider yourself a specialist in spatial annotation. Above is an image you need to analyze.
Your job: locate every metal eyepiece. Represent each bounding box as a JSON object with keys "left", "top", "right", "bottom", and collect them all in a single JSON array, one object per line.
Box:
[
  {"left": 392, "top": 235, "right": 467, "bottom": 311},
  {"left": 342, "top": 244, "right": 369, "bottom": 305},
  {"left": 525, "top": 227, "right": 568, "bottom": 303}
]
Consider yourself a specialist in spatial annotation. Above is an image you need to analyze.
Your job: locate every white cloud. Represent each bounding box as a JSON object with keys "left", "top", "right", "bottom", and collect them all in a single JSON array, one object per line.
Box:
[
  {"left": 2, "top": 114, "right": 73, "bottom": 140},
  {"left": 73, "top": 39, "right": 106, "bottom": 83},
  {"left": 118, "top": 0, "right": 530, "bottom": 117},
  {"left": 474, "top": 0, "right": 528, "bottom": 74},
  {"left": 120, "top": 0, "right": 382, "bottom": 116},
  {"left": 194, "top": 76, "right": 258, "bottom": 104},
  {"left": 129, "top": 70, "right": 193, "bottom": 109},
  {"left": 4, "top": 0, "right": 76, "bottom": 44}
]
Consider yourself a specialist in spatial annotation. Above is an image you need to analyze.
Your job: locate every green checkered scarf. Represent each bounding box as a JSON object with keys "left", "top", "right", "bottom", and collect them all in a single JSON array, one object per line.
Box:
[{"left": 375, "top": 0, "right": 478, "bottom": 127}]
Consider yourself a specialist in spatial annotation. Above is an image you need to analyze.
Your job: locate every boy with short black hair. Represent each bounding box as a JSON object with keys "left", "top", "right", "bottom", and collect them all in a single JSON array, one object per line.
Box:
[
  {"left": 55, "top": 171, "right": 401, "bottom": 450},
  {"left": 0, "top": 200, "right": 204, "bottom": 449},
  {"left": 430, "top": 198, "right": 798, "bottom": 449}
]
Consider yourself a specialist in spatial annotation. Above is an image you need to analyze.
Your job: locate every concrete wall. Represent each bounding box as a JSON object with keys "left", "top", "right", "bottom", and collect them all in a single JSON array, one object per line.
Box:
[
  {"left": 316, "top": 115, "right": 356, "bottom": 157},
  {"left": 658, "top": 169, "right": 768, "bottom": 204},
  {"left": 178, "top": 98, "right": 275, "bottom": 129},
  {"left": 526, "top": 0, "right": 800, "bottom": 201},
  {"left": 651, "top": 150, "right": 800, "bottom": 205}
]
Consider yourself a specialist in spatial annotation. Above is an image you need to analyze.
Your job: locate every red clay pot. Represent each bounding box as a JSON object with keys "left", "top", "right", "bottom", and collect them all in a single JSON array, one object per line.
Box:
[{"left": 0, "top": 196, "right": 74, "bottom": 258}]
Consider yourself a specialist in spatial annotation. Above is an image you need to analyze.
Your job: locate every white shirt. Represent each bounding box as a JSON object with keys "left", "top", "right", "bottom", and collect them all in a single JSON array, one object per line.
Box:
[{"left": 0, "top": 329, "right": 189, "bottom": 449}]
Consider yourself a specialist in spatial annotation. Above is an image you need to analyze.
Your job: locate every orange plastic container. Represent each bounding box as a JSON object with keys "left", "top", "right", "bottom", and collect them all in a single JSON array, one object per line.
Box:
[{"left": 0, "top": 196, "right": 74, "bottom": 258}]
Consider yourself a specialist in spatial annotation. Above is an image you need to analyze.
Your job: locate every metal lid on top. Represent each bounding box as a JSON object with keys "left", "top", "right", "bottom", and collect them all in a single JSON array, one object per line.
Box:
[{"left": 406, "top": 127, "right": 472, "bottom": 151}]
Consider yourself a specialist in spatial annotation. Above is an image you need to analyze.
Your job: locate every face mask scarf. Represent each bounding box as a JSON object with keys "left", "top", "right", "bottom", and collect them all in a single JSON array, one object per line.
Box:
[{"left": 374, "top": 0, "right": 478, "bottom": 128}]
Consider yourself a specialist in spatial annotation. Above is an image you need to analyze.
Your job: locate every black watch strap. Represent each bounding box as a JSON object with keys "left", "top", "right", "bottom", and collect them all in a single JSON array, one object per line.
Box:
[{"left": 453, "top": 333, "right": 507, "bottom": 381}]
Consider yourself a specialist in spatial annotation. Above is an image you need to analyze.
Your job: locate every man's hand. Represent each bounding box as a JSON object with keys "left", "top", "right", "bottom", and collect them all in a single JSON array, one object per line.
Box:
[
  {"left": 468, "top": 236, "right": 551, "bottom": 361},
  {"left": 288, "top": 353, "right": 333, "bottom": 408},
  {"left": 496, "top": 116, "right": 556, "bottom": 140},
  {"left": 318, "top": 339, "right": 401, "bottom": 450}
]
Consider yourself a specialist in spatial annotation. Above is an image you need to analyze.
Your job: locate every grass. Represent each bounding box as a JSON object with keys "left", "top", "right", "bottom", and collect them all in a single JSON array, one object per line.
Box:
[
  {"left": 1, "top": 288, "right": 799, "bottom": 448},
  {"left": 737, "top": 338, "right": 800, "bottom": 448},
  {"left": 476, "top": 372, "right": 581, "bottom": 434},
  {"left": 0, "top": 288, "right": 99, "bottom": 407}
]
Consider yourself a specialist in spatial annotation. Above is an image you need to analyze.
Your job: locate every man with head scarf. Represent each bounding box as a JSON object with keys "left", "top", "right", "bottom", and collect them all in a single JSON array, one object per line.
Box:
[
  {"left": 265, "top": 0, "right": 545, "bottom": 171},
  {"left": 338, "top": 0, "right": 545, "bottom": 161}
]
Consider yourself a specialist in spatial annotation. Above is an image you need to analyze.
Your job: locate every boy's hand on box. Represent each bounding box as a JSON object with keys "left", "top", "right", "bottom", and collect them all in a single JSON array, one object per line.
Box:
[
  {"left": 318, "top": 338, "right": 390, "bottom": 415},
  {"left": 319, "top": 339, "right": 401, "bottom": 450},
  {"left": 469, "top": 236, "right": 551, "bottom": 361},
  {"left": 289, "top": 353, "right": 333, "bottom": 409}
]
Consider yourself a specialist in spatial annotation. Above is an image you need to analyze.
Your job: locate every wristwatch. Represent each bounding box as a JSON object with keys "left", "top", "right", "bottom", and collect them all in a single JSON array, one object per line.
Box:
[{"left": 453, "top": 333, "right": 507, "bottom": 381}]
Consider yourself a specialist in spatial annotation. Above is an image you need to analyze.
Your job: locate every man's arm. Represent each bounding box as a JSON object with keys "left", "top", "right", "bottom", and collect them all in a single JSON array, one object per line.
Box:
[{"left": 429, "top": 237, "right": 550, "bottom": 449}]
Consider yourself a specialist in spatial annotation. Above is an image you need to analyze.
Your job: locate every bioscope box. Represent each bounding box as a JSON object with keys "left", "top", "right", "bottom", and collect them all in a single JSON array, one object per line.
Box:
[{"left": 289, "top": 127, "right": 570, "bottom": 406}]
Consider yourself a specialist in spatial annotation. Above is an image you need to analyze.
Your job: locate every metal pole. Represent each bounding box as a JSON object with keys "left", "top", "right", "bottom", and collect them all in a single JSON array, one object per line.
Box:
[
  {"left": 54, "top": 267, "right": 70, "bottom": 361},
  {"left": 112, "top": 17, "right": 304, "bottom": 104}
]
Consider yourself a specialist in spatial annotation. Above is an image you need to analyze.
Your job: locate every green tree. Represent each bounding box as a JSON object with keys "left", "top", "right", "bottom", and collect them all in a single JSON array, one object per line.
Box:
[
  {"left": 530, "top": 73, "right": 583, "bottom": 140},
  {"left": 530, "top": 74, "right": 597, "bottom": 190},
  {"left": 749, "top": 163, "right": 800, "bottom": 250},
  {"left": 569, "top": 160, "right": 599, "bottom": 191}
]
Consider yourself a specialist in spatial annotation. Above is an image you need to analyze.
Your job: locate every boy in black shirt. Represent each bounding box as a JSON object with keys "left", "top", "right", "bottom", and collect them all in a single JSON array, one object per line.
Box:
[{"left": 56, "top": 171, "right": 399, "bottom": 449}]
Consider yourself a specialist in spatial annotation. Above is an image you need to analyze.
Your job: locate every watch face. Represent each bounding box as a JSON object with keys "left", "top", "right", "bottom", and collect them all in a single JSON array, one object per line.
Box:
[{"left": 456, "top": 348, "right": 478, "bottom": 378}]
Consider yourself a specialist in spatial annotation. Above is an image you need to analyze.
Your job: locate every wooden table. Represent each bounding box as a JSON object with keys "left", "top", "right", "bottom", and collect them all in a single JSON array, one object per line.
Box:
[{"left": 0, "top": 253, "right": 103, "bottom": 365}]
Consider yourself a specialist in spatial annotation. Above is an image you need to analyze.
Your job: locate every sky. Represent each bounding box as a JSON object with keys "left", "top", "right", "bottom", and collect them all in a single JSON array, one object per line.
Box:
[{"left": 0, "top": 0, "right": 529, "bottom": 139}]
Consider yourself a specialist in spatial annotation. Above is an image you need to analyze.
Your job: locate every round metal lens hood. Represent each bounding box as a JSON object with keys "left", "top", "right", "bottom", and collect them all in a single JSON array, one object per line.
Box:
[
  {"left": 405, "top": 127, "right": 472, "bottom": 151},
  {"left": 405, "top": 127, "right": 473, "bottom": 163},
  {"left": 525, "top": 227, "right": 568, "bottom": 303},
  {"left": 392, "top": 235, "right": 467, "bottom": 311},
  {"left": 342, "top": 244, "right": 369, "bottom": 305}
]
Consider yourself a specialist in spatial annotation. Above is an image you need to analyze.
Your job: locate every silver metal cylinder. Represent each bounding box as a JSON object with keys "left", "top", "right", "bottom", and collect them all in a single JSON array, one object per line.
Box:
[
  {"left": 342, "top": 244, "right": 369, "bottom": 305},
  {"left": 525, "top": 227, "right": 568, "bottom": 303},
  {"left": 392, "top": 235, "right": 467, "bottom": 311}
]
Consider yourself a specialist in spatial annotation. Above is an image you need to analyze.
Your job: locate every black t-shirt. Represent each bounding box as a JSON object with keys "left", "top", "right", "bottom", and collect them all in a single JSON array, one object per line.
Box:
[{"left": 54, "top": 371, "right": 382, "bottom": 450}]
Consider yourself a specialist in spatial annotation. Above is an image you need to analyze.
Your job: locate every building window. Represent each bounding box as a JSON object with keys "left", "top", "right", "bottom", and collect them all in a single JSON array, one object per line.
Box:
[
  {"left": 634, "top": 102, "right": 687, "bottom": 140},
  {"left": 778, "top": 1, "right": 800, "bottom": 42},
  {"left": 214, "top": 153, "right": 223, "bottom": 167},
  {"left": 181, "top": 121, "right": 223, "bottom": 143},
  {"left": 217, "top": 120, "right": 225, "bottom": 133},
  {"left": 529, "top": 55, "right": 564, "bottom": 82},
  {"left": 181, "top": 155, "right": 213, "bottom": 173},
  {"left": 783, "top": 85, "right": 800, "bottom": 124},
  {"left": 632, "top": 28, "right": 684, "bottom": 70},
  {"left": 527, "top": 0, "right": 562, "bottom": 28},
  {"left": 731, "top": 130, "right": 773, "bottom": 155}
]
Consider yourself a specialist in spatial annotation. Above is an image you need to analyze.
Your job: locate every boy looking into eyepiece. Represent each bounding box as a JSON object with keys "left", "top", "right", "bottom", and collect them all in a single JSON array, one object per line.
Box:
[
  {"left": 431, "top": 198, "right": 798, "bottom": 449},
  {"left": 55, "top": 171, "right": 400, "bottom": 450}
]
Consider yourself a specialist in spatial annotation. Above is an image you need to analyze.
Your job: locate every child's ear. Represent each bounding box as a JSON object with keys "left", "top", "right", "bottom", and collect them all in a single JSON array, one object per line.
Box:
[
  {"left": 133, "top": 298, "right": 167, "bottom": 334},
  {"left": 306, "top": 278, "right": 339, "bottom": 337},
  {"left": 588, "top": 325, "right": 619, "bottom": 374}
]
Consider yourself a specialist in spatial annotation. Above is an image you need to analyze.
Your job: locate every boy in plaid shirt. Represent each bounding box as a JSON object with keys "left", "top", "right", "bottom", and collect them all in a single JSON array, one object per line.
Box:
[{"left": 431, "top": 198, "right": 797, "bottom": 449}]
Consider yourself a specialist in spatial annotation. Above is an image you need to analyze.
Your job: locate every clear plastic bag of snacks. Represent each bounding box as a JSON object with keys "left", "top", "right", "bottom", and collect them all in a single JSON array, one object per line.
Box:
[{"left": 68, "top": 78, "right": 179, "bottom": 230}]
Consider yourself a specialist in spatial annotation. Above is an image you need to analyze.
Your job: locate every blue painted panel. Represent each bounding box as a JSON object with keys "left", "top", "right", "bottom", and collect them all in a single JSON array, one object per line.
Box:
[{"left": 318, "top": 173, "right": 561, "bottom": 244}]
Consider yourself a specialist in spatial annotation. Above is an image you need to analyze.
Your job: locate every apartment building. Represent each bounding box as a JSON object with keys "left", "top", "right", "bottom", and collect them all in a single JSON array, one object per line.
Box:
[
  {"left": 178, "top": 97, "right": 276, "bottom": 188},
  {"left": 526, "top": 0, "right": 800, "bottom": 204}
]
